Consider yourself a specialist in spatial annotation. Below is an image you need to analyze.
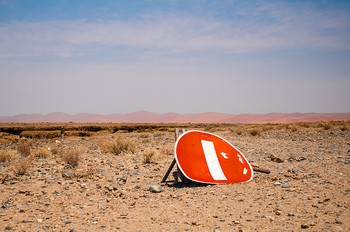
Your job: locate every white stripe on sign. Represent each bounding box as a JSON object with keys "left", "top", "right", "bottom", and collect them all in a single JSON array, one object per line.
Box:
[{"left": 201, "top": 140, "right": 227, "bottom": 181}]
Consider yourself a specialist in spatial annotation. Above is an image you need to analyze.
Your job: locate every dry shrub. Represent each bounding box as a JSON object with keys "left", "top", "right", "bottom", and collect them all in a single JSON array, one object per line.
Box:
[
  {"left": 249, "top": 129, "right": 260, "bottom": 136},
  {"left": 143, "top": 147, "right": 157, "bottom": 164},
  {"left": 0, "top": 150, "right": 18, "bottom": 162},
  {"left": 34, "top": 148, "right": 52, "bottom": 159},
  {"left": 65, "top": 131, "right": 93, "bottom": 137},
  {"left": 61, "top": 148, "right": 81, "bottom": 167},
  {"left": 102, "top": 137, "right": 136, "bottom": 155},
  {"left": 160, "top": 144, "right": 174, "bottom": 156},
  {"left": 298, "top": 122, "right": 311, "bottom": 128},
  {"left": 17, "top": 141, "right": 31, "bottom": 157},
  {"left": 322, "top": 123, "right": 331, "bottom": 130},
  {"left": 50, "top": 145, "right": 61, "bottom": 155},
  {"left": 13, "top": 158, "right": 32, "bottom": 175},
  {"left": 0, "top": 132, "right": 18, "bottom": 144},
  {"left": 286, "top": 124, "right": 298, "bottom": 132},
  {"left": 20, "top": 130, "right": 60, "bottom": 139}
]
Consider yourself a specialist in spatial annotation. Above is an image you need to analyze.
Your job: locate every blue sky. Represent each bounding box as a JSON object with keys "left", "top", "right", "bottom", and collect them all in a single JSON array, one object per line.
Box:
[{"left": 1, "top": 0, "right": 349, "bottom": 115}]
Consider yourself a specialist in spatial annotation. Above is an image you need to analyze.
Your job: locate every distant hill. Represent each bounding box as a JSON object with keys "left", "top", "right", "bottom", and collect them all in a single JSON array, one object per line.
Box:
[{"left": 0, "top": 111, "right": 349, "bottom": 123}]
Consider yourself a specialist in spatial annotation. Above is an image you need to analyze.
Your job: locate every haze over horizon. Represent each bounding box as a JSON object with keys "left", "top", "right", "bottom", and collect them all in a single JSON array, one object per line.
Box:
[{"left": 1, "top": 0, "right": 350, "bottom": 116}]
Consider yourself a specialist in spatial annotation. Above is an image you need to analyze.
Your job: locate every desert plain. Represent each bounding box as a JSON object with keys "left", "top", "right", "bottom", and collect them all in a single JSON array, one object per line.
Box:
[{"left": 0, "top": 121, "right": 349, "bottom": 231}]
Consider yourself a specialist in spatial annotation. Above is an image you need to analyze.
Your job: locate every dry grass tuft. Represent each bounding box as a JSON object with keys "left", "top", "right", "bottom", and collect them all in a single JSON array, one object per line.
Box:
[
  {"left": 50, "top": 145, "right": 62, "bottom": 155},
  {"left": 249, "top": 129, "right": 260, "bottom": 136},
  {"left": 160, "top": 144, "right": 174, "bottom": 156},
  {"left": 285, "top": 124, "right": 298, "bottom": 132},
  {"left": 61, "top": 148, "right": 81, "bottom": 167},
  {"left": 102, "top": 137, "right": 136, "bottom": 155},
  {"left": 143, "top": 147, "right": 157, "bottom": 164},
  {"left": 34, "top": 148, "right": 52, "bottom": 159},
  {"left": 0, "top": 150, "right": 18, "bottom": 162},
  {"left": 17, "top": 141, "right": 31, "bottom": 157},
  {"left": 13, "top": 157, "right": 32, "bottom": 175}
]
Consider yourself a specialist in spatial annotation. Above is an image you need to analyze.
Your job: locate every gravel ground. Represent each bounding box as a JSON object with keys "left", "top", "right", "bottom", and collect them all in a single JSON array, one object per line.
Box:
[{"left": 0, "top": 122, "right": 349, "bottom": 231}]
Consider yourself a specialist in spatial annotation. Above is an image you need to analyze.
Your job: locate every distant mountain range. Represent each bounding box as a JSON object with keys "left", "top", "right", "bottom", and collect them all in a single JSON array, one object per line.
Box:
[{"left": 1, "top": 111, "right": 349, "bottom": 123}]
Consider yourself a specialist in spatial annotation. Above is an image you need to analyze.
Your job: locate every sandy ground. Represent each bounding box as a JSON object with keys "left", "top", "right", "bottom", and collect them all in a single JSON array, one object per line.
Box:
[{"left": 0, "top": 123, "right": 349, "bottom": 231}]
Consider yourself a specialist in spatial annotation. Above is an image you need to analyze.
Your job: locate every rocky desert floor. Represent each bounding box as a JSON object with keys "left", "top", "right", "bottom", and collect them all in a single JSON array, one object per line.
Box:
[{"left": 0, "top": 121, "right": 349, "bottom": 231}]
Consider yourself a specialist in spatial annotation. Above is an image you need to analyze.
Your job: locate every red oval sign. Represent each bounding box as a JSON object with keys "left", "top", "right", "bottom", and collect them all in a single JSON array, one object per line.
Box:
[{"left": 175, "top": 130, "right": 253, "bottom": 184}]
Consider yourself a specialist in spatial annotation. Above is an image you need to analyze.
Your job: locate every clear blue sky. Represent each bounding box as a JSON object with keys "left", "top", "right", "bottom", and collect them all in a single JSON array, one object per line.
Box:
[{"left": 1, "top": 0, "right": 349, "bottom": 115}]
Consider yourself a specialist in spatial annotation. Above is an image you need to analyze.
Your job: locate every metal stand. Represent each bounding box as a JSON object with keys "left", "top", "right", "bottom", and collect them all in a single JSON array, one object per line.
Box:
[{"left": 161, "top": 128, "right": 192, "bottom": 183}]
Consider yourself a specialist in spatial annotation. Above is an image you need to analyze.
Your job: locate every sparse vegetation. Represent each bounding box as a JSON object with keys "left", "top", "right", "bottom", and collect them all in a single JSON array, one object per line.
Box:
[
  {"left": 34, "top": 148, "right": 52, "bottom": 159},
  {"left": 102, "top": 137, "right": 136, "bottom": 155},
  {"left": 61, "top": 148, "right": 81, "bottom": 167},
  {"left": 249, "top": 129, "right": 260, "bottom": 136},
  {"left": 0, "top": 120, "right": 349, "bottom": 231},
  {"left": 17, "top": 141, "right": 31, "bottom": 157},
  {"left": 143, "top": 147, "right": 157, "bottom": 164},
  {"left": 13, "top": 157, "right": 32, "bottom": 175},
  {"left": 0, "top": 150, "right": 18, "bottom": 162},
  {"left": 161, "top": 144, "right": 174, "bottom": 156},
  {"left": 285, "top": 124, "right": 298, "bottom": 132}
]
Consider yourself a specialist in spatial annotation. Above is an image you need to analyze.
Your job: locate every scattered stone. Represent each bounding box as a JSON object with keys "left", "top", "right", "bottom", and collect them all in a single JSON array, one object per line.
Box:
[
  {"left": 106, "top": 185, "right": 114, "bottom": 191},
  {"left": 149, "top": 185, "right": 163, "bottom": 193},
  {"left": 65, "top": 219, "right": 72, "bottom": 224},
  {"left": 120, "top": 213, "right": 128, "bottom": 219},
  {"left": 281, "top": 183, "right": 290, "bottom": 188},
  {"left": 118, "top": 176, "right": 127, "bottom": 184},
  {"left": 273, "top": 182, "right": 281, "bottom": 186},
  {"left": 269, "top": 155, "right": 284, "bottom": 163},
  {"left": 301, "top": 224, "right": 309, "bottom": 229},
  {"left": 37, "top": 218, "right": 43, "bottom": 223}
]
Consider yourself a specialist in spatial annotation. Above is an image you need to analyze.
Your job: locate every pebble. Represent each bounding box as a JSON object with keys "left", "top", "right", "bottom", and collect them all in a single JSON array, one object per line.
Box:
[
  {"left": 273, "top": 182, "right": 281, "bottom": 186},
  {"left": 301, "top": 224, "right": 309, "bottom": 229},
  {"left": 281, "top": 183, "right": 290, "bottom": 188},
  {"left": 65, "top": 219, "right": 72, "bottom": 224},
  {"left": 37, "top": 218, "right": 43, "bottom": 223},
  {"left": 149, "top": 185, "right": 162, "bottom": 193}
]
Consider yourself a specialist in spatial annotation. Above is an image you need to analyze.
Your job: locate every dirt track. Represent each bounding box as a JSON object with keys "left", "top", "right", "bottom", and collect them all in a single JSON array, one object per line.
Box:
[{"left": 0, "top": 122, "right": 349, "bottom": 231}]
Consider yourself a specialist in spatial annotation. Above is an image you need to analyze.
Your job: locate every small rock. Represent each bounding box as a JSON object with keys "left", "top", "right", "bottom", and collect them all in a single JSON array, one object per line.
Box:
[
  {"left": 301, "top": 224, "right": 309, "bottom": 229},
  {"left": 149, "top": 185, "right": 162, "bottom": 193},
  {"left": 251, "top": 163, "right": 259, "bottom": 168},
  {"left": 273, "top": 182, "right": 281, "bottom": 186},
  {"left": 269, "top": 155, "right": 284, "bottom": 163},
  {"left": 65, "top": 219, "right": 72, "bottom": 224},
  {"left": 105, "top": 185, "right": 114, "bottom": 191},
  {"left": 37, "top": 219, "right": 43, "bottom": 223},
  {"left": 120, "top": 213, "right": 128, "bottom": 219},
  {"left": 344, "top": 160, "right": 350, "bottom": 164},
  {"left": 281, "top": 183, "right": 290, "bottom": 188}
]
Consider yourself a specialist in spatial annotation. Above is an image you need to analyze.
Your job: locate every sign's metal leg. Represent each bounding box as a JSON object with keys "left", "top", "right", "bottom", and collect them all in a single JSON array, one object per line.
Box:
[{"left": 161, "top": 128, "right": 191, "bottom": 183}]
